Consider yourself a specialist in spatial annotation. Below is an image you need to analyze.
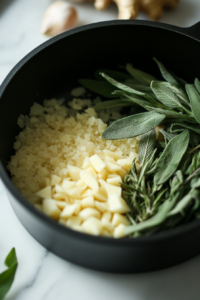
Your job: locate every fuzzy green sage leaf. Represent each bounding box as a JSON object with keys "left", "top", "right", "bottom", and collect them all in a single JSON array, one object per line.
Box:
[
  {"left": 139, "top": 130, "right": 156, "bottom": 167},
  {"left": 93, "top": 99, "right": 132, "bottom": 111},
  {"left": 154, "top": 130, "right": 190, "bottom": 185},
  {"left": 185, "top": 84, "right": 200, "bottom": 124},
  {"left": 0, "top": 248, "right": 18, "bottom": 300},
  {"left": 170, "top": 123, "right": 200, "bottom": 134},
  {"left": 153, "top": 58, "right": 179, "bottom": 86},
  {"left": 126, "top": 63, "right": 156, "bottom": 86},
  {"left": 102, "top": 111, "right": 165, "bottom": 140}
]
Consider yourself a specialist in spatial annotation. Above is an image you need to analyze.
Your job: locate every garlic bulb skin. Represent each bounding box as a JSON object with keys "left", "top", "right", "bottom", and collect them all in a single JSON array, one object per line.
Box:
[{"left": 41, "top": 1, "right": 78, "bottom": 37}]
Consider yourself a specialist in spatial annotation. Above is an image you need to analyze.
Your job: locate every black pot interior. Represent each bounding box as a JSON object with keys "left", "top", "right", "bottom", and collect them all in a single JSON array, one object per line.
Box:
[{"left": 1, "top": 22, "right": 200, "bottom": 171}]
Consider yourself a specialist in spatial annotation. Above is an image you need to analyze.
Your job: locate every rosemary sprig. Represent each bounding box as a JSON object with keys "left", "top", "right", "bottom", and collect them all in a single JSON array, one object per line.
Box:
[{"left": 123, "top": 149, "right": 200, "bottom": 237}]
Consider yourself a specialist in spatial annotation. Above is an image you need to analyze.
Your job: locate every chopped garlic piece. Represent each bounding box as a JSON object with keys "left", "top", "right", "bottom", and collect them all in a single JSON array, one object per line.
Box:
[
  {"left": 106, "top": 175, "right": 122, "bottom": 186},
  {"left": 97, "top": 168, "right": 107, "bottom": 180},
  {"left": 85, "top": 166, "right": 97, "bottom": 178},
  {"left": 66, "top": 216, "right": 82, "bottom": 227},
  {"left": 103, "top": 149, "right": 123, "bottom": 160},
  {"left": 67, "top": 165, "right": 81, "bottom": 181},
  {"left": 93, "top": 186, "right": 107, "bottom": 202},
  {"left": 95, "top": 201, "right": 107, "bottom": 213},
  {"left": 81, "top": 196, "right": 95, "bottom": 208},
  {"left": 79, "top": 208, "right": 101, "bottom": 220},
  {"left": 112, "top": 213, "right": 130, "bottom": 227},
  {"left": 36, "top": 186, "right": 51, "bottom": 199},
  {"left": 89, "top": 154, "right": 106, "bottom": 173},
  {"left": 43, "top": 199, "right": 61, "bottom": 220},
  {"left": 55, "top": 201, "right": 67, "bottom": 210},
  {"left": 108, "top": 194, "right": 130, "bottom": 214},
  {"left": 81, "top": 217, "right": 102, "bottom": 235},
  {"left": 99, "top": 179, "right": 121, "bottom": 197},
  {"left": 117, "top": 158, "right": 132, "bottom": 171},
  {"left": 51, "top": 174, "right": 62, "bottom": 186},
  {"left": 113, "top": 224, "right": 126, "bottom": 238},
  {"left": 102, "top": 211, "right": 112, "bottom": 222},
  {"left": 61, "top": 203, "right": 81, "bottom": 219},
  {"left": 80, "top": 170, "right": 99, "bottom": 192}
]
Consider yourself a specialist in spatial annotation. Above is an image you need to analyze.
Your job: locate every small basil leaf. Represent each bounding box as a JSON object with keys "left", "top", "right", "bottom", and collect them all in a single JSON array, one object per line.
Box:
[{"left": 102, "top": 111, "right": 165, "bottom": 140}]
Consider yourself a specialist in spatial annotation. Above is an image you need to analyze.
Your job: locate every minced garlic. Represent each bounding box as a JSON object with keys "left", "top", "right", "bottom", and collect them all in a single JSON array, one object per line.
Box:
[{"left": 8, "top": 99, "right": 140, "bottom": 238}]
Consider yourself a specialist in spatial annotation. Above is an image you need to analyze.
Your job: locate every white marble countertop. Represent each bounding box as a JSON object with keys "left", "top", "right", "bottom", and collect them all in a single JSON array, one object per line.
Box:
[{"left": 1, "top": 0, "right": 200, "bottom": 299}]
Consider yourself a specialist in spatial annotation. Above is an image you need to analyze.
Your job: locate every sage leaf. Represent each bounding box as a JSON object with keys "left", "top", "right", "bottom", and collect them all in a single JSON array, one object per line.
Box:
[
  {"left": 124, "top": 196, "right": 178, "bottom": 235},
  {"left": 171, "top": 72, "right": 187, "bottom": 90},
  {"left": 101, "top": 73, "right": 158, "bottom": 106},
  {"left": 194, "top": 78, "right": 200, "bottom": 94},
  {"left": 160, "top": 130, "right": 177, "bottom": 142},
  {"left": 154, "top": 130, "right": 190, "bottom": 185},
  {"left": 78, "top": 79, "right": 116, "bottom": 98},
  {"left": 95, "top": 69, "right": 130, "bottom": 81},
  {"left": 113, "top": 90, "right": 151, "bottom": 109},
  {"left": 144, "top": 105, "right": 195, "bottom": 122},
  {"left": 190, "top": 131, "right": 200, "bottom": 147},
  {"left": 153, "top": 58, "right": 179, "bottom": 86},
  {"left": 185, "top": 84, "right": 200, "bottom": 124},
  {"left": 93, "top": 99, "right": 132, "bottom": 111},
  {"left": 102, "top": 111, "right": 165, "bottom": 140},
  {"left": 139, "top": 130, "right": 156, "bottom": 166},
  {"left": 0, "top": 248, "right": 18, "bottom": 300},
  {"left": 124, "top": 82, "right": 152, "bottom": 93},
  {"left": 151, "top": 81, "right": 185, "bottom": 109},
  {"left": 161, "top": 82, "right": 190, "bottom": 106},
  {"left": 168, "top": 192, "right": 195, "bottom": 216},
  {"left": 170, "top": 123, "right": 200, "bottom": 134},
  {"left": 126, "top": 63, "right": 156, "bottom": 86}
]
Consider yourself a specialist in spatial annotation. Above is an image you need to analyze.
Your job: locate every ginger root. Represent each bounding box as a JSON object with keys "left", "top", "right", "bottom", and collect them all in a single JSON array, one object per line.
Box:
[{"left": 71, "top": 0, "right": 179, "bottom": 20}]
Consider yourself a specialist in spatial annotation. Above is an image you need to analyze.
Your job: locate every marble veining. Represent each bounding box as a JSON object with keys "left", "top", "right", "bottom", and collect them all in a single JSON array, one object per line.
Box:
[{"left": 1, "top": 0, "right": 200, "bottom": 299}]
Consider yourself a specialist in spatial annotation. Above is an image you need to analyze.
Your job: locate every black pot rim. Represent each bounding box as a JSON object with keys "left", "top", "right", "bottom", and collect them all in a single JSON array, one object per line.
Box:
[{"left": 1, "top": 19, "right": 200, "bottom": 246}]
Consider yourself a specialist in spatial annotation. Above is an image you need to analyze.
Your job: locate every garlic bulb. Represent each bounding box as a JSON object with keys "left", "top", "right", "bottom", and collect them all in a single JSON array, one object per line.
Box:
[{"left": 41, "top": 1, "right": 78, "bottom": 37}]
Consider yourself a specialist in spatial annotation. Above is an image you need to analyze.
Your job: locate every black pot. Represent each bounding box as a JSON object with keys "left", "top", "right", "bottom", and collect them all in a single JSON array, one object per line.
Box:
[{"left": 1, "top": 20, "right": 200, "bottom": 273}]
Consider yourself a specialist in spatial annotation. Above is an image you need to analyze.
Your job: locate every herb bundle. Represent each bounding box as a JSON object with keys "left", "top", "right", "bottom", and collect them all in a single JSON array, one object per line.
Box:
[{"left": 79, "top": 58, "right": 200, "bottom": 237}]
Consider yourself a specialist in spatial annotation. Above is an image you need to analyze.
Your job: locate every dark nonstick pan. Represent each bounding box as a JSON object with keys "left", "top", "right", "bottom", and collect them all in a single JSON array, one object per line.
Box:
[{"left": 1, "top": 20, "right": 200, "bottom": 273}]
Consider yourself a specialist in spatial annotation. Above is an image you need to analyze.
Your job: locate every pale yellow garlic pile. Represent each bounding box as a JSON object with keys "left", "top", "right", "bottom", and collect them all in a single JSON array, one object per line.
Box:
[{"left": 8, "top": 98, "right": 140, "bottom": 237}]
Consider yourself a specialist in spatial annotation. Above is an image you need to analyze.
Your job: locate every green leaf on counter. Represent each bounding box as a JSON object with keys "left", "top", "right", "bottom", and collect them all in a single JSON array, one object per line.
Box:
[{"left": 0, "top": 248, "right": 18, "bottom": 300}]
